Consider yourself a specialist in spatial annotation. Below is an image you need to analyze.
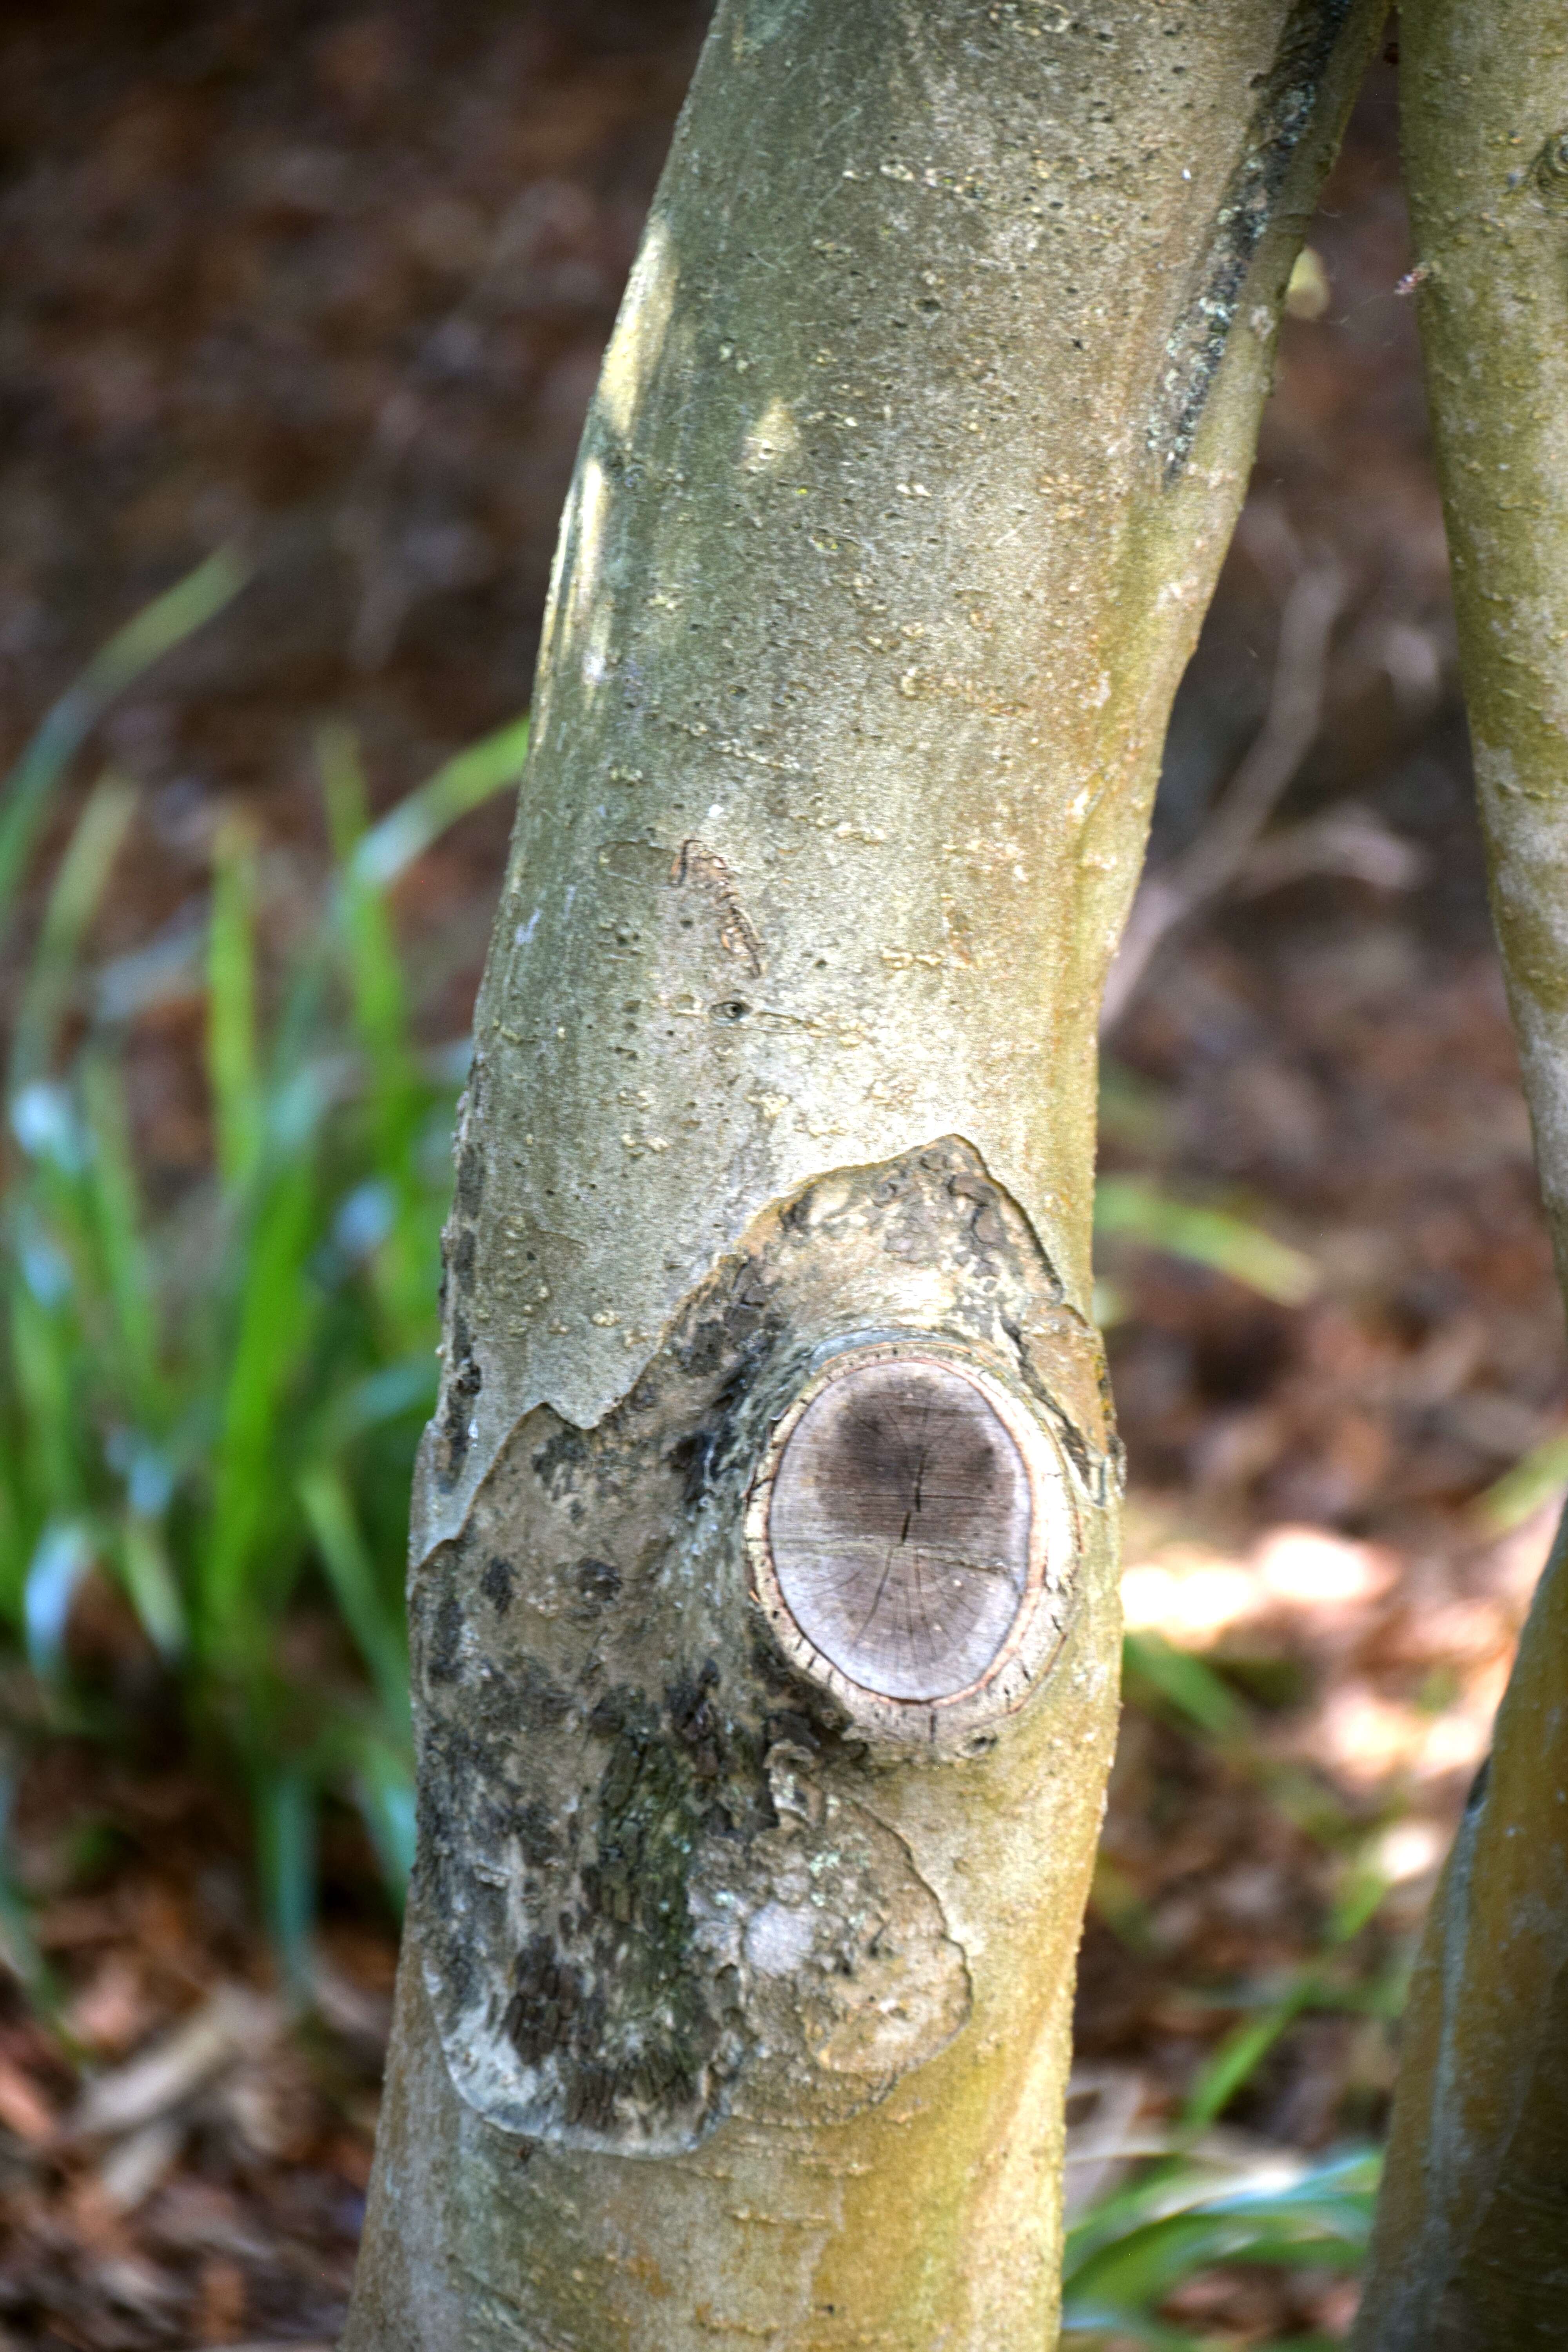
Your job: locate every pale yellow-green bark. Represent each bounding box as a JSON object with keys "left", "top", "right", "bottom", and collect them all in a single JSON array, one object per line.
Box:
[
  {"left": 344, "top": 5, "right": 1382, "bottom": 2346},
  {"left": 1354, "top": 7, "right": 1568, "bottom": 2347}
]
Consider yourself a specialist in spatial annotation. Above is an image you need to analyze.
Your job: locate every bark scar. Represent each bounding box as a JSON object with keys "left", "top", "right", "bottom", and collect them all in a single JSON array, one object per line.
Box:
[
  {"left": 408, "top": 1136, "right": 1114, "bottom": 2155},
  {"left": 672, "top": 838, "right": 764, "bottom": 975}
]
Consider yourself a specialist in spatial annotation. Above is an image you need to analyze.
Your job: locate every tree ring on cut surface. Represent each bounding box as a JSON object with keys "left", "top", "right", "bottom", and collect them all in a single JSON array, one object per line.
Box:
[{"left": 746, "top": 1339, "right": 1076, "bottom": 1743}]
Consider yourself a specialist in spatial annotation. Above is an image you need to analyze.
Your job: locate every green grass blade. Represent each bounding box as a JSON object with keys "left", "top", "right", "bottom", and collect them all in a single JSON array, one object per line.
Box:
[
  {"left": 348, "top": 712, "right": 529, "bottom": 893},
  {"left": 0, "top": 690, "right": 517, "bottom": 1966},
  {"left": 23, "top": 1518, "right": 94, "bottom": 1678},
  {"left": 1473, "top": 1423, "right": 1568, "bottom": 1533},
  {"left": 1098, "top": 1058, "right": 1172, "bottom": 1151},
  {"left": 1179, "top": 1981, "right": 1314, "bottom": 2134},
  {"left": 8, "top": 1278, "right": 80, "bottom": 1543},
  {"left": 118, "top": 1514, "right": 186, "bottom": 1661},
  {"left": 341, "top": 1724, "right": 415, "bottom": 1906},
  {"left": 1067, "top": 2205, "right": 1363, "bottom": 2315},
  {"left": 0, "top": 1460, "right": 21, "bottom": 1627},
  {"left": 319, "top": 726, "right": 421, "bottom": 1156},
  {"left": 9, "top": 773, "right": 138, "bottom": 1093},
  {"left": 1064, "top": 2158, "right": 1202, "bottom": 2281},
  {"left": 204, "top": 1158, "right": 319, "bottom": 1662},
  {"left": 314, "top": 1356, "right": 438, "bottom": 1453},
  {"left": 207, "top": 825, "right": 263, "bottom": 1200},
  {"left": 1062, "top": 2318, "right": 1207, "bottom": 2350},
  {"left": 322, "top": 719, "right": 510, "bottom": 1338},
  {"left": 1123, "top": 1630, "right": 1252, "bottom": 1743},
  {"left": 1065, "top": 2150, "right": 1377, "bottom": 2321},
  {"left": 0, "top": 1775, "right": 53, "bottom": 2007},
  {"left": 255, "top": 1765, "right": 316, "bottom": 2000},
  {"left": 297, "top": 1463, "right": 409, "bottom": 1732},
  {"left": 1095, "top": 1176, "right": 1319, "bottom": 1305},
  {"left": 0, "top": 548, "right": 249, "bottom": 920},
  {"left": 78, "top": 1054, "right": 162, "bottom": 1410},
  {"left": 318, "top": 717, "right": 371, "bottom": 867},
  {"left": 1327, "top": 1848, "right": 1393, "bottom": 1945}
]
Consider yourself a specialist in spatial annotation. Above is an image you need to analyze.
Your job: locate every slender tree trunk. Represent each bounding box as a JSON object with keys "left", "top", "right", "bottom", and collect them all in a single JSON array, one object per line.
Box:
[
  {"left": 1355, "top": 8, "right": 1568, "bottom": 2347},
  {"left": 344, "top": 5, "right": 1380, "bottom": 2345}
]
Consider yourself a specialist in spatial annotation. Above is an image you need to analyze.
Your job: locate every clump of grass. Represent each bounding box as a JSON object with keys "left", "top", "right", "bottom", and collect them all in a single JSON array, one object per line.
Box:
[
  {"left": 0, "top": 554, "right": 527, "bottom": 1980},
  {"left": 1064, "top": 1802, "right": 1393, "bottom": 2349},
  {"left": 1062, "top": 2140, "right": 1378, "bottom": 2350}
]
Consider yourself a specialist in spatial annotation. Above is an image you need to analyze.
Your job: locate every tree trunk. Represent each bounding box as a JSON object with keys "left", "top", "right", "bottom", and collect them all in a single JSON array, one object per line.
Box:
[
  {"left": 343, "top": 5, "right": 1380, "bottom": 2345},
  {"left": 1354, "top": 7, "right": 1568, "bottom": 2346}
]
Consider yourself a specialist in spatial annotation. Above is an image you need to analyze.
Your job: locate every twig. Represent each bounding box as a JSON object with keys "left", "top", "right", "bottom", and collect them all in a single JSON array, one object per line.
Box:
[
  {"left": 1100, "top": 560, "right": 1347, "bottom": 1034},
  {"left": 1231, "top": 801, "right": 1426, "bottom": 900}
]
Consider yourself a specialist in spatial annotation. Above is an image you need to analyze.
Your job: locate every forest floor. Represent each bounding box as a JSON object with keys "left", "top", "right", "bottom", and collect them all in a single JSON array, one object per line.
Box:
[{"left": 1, "top": 7, "right": 1563, "bottom": 2347}]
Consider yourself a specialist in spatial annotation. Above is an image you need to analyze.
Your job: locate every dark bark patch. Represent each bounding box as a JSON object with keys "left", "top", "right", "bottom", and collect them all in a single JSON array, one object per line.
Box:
[
  {"left": 494, "top": 1682, "right": 741, "bottom": 2134},
  {"left": 434, "top": 1302, "right": 482, "bottom": 1490},
  {"left": 408, "top": 1134, "right": 1113, "bottom": 2152},
  {"left": 481, "top": 1555, "right": 515, "bottom": 1613},
  {"left": 531, "top": 1420, "right": 589, "bottom": 1498},
  {"left": 515, "top": 1803, "right": 559, "bottom": 1869},
  {"left": 426, "top": 1590, "right": 465, "bottom": 1687},
  {"left": 571, "top": 1556, "right": 622, "bottom": 1617}
]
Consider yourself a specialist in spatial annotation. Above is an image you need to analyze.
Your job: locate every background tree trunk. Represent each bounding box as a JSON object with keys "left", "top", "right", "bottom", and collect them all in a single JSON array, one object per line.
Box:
[
  {"left": 343, "top": 4, "right": 1381, "bottom": 2345},
  {"left": 1354, "top": 6, "right": 1568, "bottom": 2346}
]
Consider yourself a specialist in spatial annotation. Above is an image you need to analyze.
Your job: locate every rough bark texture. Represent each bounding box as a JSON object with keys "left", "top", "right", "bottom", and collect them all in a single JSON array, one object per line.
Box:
[
  {"left": 345, "top": 4, "right": 1381, "bottom": 2346},
  {"left": 411, "top": 1139, "right": 1109, "bottom": 2158},
  {"left": 1355, "top": 7, "right": 1568, "bottom": 2346}
]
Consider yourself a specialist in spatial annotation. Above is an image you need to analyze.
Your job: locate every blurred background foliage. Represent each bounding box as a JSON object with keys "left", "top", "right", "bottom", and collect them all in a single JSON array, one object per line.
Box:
[
  {"left": 0, "top": 556, "right": 534, "bottom": 1990},
  {"left": 0, "top": 6, "right": 1563, "bottom": 2349}
]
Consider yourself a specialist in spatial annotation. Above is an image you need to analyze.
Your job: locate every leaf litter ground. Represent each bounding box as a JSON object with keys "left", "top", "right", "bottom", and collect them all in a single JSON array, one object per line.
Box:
[{"left": 0, "top": 10, "right": 1561, "bottom": 2348}]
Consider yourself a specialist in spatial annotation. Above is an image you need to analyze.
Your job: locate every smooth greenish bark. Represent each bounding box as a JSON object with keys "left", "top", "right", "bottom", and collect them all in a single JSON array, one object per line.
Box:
[
  {"left": 344, "top": 5, "right": 1381, "bottom": 2346},
  {"left": 1356, "top": 6, "right": 1568, "bottom": 2346}
]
